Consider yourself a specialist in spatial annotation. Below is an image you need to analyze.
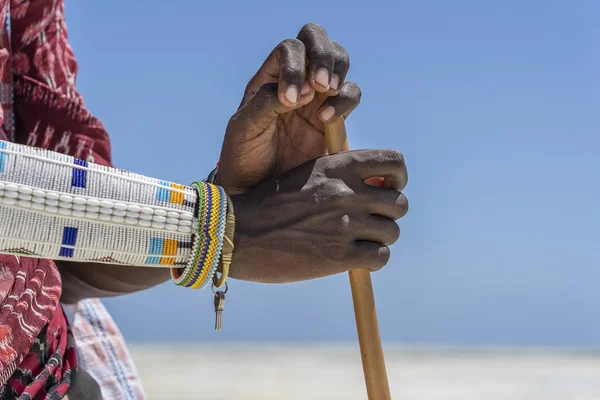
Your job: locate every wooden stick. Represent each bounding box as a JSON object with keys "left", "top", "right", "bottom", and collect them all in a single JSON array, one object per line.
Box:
[{"left": 324, "top": 117, "right": 392, "bottom": 400}]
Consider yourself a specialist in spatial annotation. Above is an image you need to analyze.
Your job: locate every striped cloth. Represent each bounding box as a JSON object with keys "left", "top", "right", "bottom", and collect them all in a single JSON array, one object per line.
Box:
[{"left": 66, "top": 300, "right": 147, "bottom": 400}]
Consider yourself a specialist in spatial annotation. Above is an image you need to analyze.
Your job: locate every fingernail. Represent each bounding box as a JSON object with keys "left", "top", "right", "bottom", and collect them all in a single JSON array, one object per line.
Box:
[
  {"left": 301, "top": 82, "right": 311, "bottom": 95},
  {"left": 320, "top": 106, "right": 336, "bottom": 121},
  {"left": 315, "top": 68, "right": 330, "bottom": 88},
  {"left": 284, "top": 86, "right": 298, "bottom": 104},
  {"left": 330, "top": 74, "right": 340, "bottom": 91}
]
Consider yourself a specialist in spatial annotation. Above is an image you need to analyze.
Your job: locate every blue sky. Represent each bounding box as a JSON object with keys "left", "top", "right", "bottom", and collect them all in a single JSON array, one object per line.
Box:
[{"left": 66, "top": 0, "right": 599, "bottom": 345}]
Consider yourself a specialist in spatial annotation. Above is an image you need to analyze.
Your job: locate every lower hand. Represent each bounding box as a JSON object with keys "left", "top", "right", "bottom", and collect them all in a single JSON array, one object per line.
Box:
[{"left": 228, "top": 149, "right": 408, "bottom": 283}]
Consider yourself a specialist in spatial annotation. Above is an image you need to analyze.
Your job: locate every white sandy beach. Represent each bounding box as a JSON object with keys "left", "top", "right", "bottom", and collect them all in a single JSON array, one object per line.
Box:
[{"left": 129, "top": 345, "right": 600, "bottom": 399}]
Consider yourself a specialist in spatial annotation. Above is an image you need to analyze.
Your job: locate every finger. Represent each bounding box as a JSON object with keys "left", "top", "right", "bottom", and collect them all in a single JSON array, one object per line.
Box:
[
  {"left": 231, "top": 79, "right": 318, "bottom": 136},
  {"left": 354, "top": 215, "right": 401, "bottom": 246},
  {"left": 318, "top": 81, "right": 361, "bottom": 123},
  {"left": 297, "top": 23, "right": 335, "bottom": 92},
  {"left": 297, "top": 80, "right": 316, "bottom": 108},
  {"left": 340, "top": 149, "right": 409, "bottom": 192},
  {"left": 327, "top": 40, "right": 350, "bottom": 95},
  {"left": 349, "top": 241, "right": 391, "bottom": 272},
  {"left": 274, "top": 39, "right": 307, "bottom": 107},
  {"left": 361, "top": 187, "right": 409, "bottom": 220},
  {"left": 242, "top": 39, "right": 308, "bottom": 109}
]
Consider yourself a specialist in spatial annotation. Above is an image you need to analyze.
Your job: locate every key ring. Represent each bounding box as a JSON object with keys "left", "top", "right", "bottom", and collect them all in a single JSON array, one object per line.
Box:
[{"left": 212, "top": 281, "right": 228, "bottom": 294}]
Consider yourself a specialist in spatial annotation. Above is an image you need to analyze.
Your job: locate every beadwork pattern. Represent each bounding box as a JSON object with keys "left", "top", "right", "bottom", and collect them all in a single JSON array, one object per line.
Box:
[
  {"left": 170, "top": 182, "right": 228, "bottom": 289},
  {"left": 0, "top": 140, "right": 209, "bottom": 267}
]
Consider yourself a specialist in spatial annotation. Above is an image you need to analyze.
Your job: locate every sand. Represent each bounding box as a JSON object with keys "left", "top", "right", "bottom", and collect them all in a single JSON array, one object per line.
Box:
[{"left": 129, "top": 345, "right": 600, "bottom": 399}]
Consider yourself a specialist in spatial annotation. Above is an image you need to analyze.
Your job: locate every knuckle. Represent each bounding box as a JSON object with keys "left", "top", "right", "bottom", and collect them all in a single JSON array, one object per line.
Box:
[
  {"left": 332, "top": 41, "right": 350, "bottom": 65},
  {"left": 277, "top": 38, "right": 306, "bottom": 60},
  {"left": 279, "top": 38, "right": 304, "bottom": 51},
  {"left": 345, "top": 81, "right": 362, "bottom": 98},
  {"left": 349, "top": 149, "right": 381, "bottom": 170},
  {"left": 338, "top": 214, "right": 352, "bottom": 236},
  {"left": 300, "top": 22, "right": 326, "bottom": 35},
  {"left": 276, "top": 40, "right": 306, "bottom": 80},
  {"left": 346, "top": 150, "right": 367, "bottom": 165},
  {"left": 331, "top": 186, "right": 355, "bottom": 205},
  {"left": 340, "top": 82, "right": 362, "bottom": 105},
  {"left": 324, "top": 151, "right": 355, "bottom": 173},
  {"left": 316, "top": 153, "right": 336, "bottom": 171},
  {"left": 383, "top": 148, "right": 405, "bottom": 166}
]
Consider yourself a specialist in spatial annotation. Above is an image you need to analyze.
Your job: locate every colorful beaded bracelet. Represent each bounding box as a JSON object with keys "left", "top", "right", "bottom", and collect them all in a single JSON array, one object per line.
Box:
[{"left": 170, "top": 181, "right": 227, "bottom": 289}]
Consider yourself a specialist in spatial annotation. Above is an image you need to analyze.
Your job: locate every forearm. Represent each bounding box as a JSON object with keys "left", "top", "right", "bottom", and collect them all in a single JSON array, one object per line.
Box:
[
  {"left": 0, "top": 140, "right": 226, "bottom": 299},
  {"left": 58, "top": 261, "right": 171, "bottom": 304}
]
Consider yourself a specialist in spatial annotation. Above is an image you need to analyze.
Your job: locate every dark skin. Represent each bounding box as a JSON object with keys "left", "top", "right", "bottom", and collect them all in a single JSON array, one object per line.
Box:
[
  {"left": 57, "top": 23, "right": 408, "bottom": 302},
  {"left": 217, "top": 23, "right": 361, "bottom": 193},
  {"left": 229, "top": 149, "right": 408, "bottom": 283},
  {"left": 59, "top": 148, "right": 408, "bottom": 301}
]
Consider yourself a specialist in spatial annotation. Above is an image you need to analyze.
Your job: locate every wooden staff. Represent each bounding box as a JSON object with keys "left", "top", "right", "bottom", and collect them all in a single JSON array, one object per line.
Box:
[{"left": 323, "top": 116, "right": 392, "bottom": 399}]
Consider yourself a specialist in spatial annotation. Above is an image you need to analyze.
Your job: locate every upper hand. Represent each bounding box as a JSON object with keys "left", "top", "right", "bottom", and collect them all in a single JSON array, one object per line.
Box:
[{"left": 216, "top": 23, "right": 361, "bottom": 193}]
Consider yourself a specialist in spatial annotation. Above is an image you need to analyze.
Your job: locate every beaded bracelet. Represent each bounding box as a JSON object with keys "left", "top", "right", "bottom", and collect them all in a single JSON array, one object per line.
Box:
[
  {"left": 0, "top": 140, "right": 231, "bottom": 292},
  {"left": 0, "top": 140, "right": 231, "bottom": 294},
  {"left": 212, "top": 193, "right": 235, "bottom": 289},
  {"left": 170, "top": 181, "right": 227, "bottom": 290}
]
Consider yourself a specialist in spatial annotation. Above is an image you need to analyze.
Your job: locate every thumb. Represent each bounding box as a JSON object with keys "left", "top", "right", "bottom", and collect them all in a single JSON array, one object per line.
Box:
[
  {"left": 227, "top": 83, "right": 284, "bottom": 140},
  {"left": 218, "top": 83, "right": 285, "bottom": 194}
]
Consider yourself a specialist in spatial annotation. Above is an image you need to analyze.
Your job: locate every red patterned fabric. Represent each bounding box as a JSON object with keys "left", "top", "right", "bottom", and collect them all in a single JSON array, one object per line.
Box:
[
  {"left": 0, "top": 257, "right": 77, "bottom": 400},
  {"left": 0, "top": 1, "right": 144, "bottom": 398},
  {"left": 9, "top": 0, "right": 112, "bottom": 166},
  {"left": 0, "top": 257, "right": 61, "bottom": 384}
]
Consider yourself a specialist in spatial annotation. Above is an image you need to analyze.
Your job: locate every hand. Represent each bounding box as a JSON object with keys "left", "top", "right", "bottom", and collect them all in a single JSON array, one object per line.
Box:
[
  {"left": 217, "top": 23, "right": 361, "bottom": 193},
  {"left": 228, "top": 149, "right": 408, "bottom": 283}
]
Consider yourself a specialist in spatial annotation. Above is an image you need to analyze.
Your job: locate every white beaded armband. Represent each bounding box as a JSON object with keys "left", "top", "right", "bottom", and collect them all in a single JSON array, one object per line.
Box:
[{"left": 0, "top": 140, "right": 199, "bottom": 267}]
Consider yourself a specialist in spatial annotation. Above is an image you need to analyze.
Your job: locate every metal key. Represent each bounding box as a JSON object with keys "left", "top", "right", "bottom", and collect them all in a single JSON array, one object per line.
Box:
[{"left": 214, "top": 290, "right": 225, "bottom": 331}]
